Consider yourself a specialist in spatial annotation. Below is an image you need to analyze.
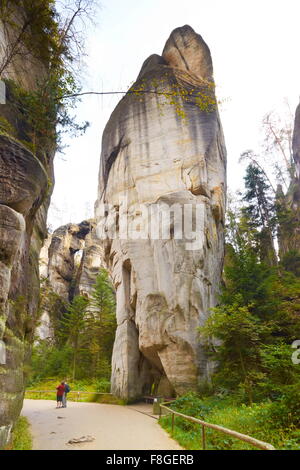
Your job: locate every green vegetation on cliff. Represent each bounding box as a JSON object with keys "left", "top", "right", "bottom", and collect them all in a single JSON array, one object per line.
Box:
[{"left": 0, "top": 0, "right": 92, "bottom": 156}]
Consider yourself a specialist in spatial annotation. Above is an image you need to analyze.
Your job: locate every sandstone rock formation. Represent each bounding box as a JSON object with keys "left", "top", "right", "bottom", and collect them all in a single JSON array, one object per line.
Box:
[
  {"left": 36, "top": 220, "right": 103, "bottom": 340},
  {"left": 95, "top": 25, "right": 227, "bottom": 400},
  {"left": 46, "top": 220, "right": 103, "bottom": 299},
  {"left": 0, "top": 111, "right": 53, "bottom": 450},
  {"left": 0, "top": 12, "right": 54, "bottom": 448}
]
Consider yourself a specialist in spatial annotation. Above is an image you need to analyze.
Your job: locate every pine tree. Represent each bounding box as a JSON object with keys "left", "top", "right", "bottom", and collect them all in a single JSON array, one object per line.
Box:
[
  {"left": 85, "top": 269, "right": 116, "bottom": 377},
  {"left": 243, "top": 164, "right": 277, "bottom": 266},
  {"left": 59, "top": 295, "right": 89, "bottom": 381}
]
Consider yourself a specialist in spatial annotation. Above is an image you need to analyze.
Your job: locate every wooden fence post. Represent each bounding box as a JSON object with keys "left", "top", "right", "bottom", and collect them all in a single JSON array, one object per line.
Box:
[{"left": 202, "top": 425, "right": 206, "bottom": 450}]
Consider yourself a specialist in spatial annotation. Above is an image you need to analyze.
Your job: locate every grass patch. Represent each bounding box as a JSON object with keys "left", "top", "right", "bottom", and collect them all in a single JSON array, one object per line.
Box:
[
  {"left": 159, "top": 393, "right": 300, "bottom": 450},
  {"left": 87, "top": 393, "right": 125, "bottom": 406},
  {"left": 12, "top": 416, "right": 32, "bottom": 450}
]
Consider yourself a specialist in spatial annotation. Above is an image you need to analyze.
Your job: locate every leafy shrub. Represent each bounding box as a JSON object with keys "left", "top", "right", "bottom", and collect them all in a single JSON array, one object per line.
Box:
[
  {"left": 269, "top": 384, "right": 300, "bottom": 428},
  {"left": 95, "top": 379, "right": 111, "bottom": 393}
]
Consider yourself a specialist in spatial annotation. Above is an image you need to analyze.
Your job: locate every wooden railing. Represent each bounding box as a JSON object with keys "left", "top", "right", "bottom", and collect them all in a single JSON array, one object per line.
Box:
[
  {"left": 159, "top": 402, "right": 275, "bottom": 450},
  {"left": 25, "top": 390, "right": 112, "bottom": 400}
]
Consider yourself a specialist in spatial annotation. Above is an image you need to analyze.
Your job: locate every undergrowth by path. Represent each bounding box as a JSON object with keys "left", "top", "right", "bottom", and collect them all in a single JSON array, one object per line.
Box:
[{"left": 159, "top": 393, "right": 300, "bottom": 450}]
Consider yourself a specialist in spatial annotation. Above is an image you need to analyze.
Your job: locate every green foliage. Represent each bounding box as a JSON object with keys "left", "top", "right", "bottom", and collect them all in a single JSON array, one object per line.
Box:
[
  {"left": 94, "top": 378, "right": 111, "bottom": 393},
  {"left": 0, "top": 0, "right": 60, "bottom": 71},
  {"left": 30, "top": 341, "right": 73, "bottom": 380},
  {"left": 258, "top": 344, "right": 300, "bottom": 399},
  {"left": 269, "top": 384, "right": 300, "bottom": 428},
  {"left": 0, "top": 1, "right": 91, "bottom": 156},
  {"left": 160, "top": 394, "right": 299, "bottom": 450},
  {"left": 281, "top": 250, "right": 300, "bottom": 277},
  {"left": 11, "top": 416, "right": 32, "bottom": 450},
  {"left": 59, "top": 295, "right": 89, "bottom": 380},
  {"left": 199, "top": 175, "right": 300, "bottom": 440},
  {"left": 0, "top": 116, "right": 15, "bottom": 136},
  {"left": 86, "top": 268, "right": 117, "bottom": 363},
  {"left": 60, "top": 295, "right": 89, "bottom": 343},
  {"left": 128, "top": 71, "right": 218, "bottom": 121},
  {"left": 243, "top": 164, "right": 275, "bottom": 229},
  {"left": 200, "top": 298, "right": 271, "bottom": 405},
  {"left": 202, "top": 243, "right": 300, "bottom": 403},
  {"left": 222, "top": 245, "right": 273, "bottom": 316},
  {"left": 242, "top": 163, "right": 277, "bottom": 265},
  {"left": 30, "top": 270, "right": 117, "bottom": 384}
]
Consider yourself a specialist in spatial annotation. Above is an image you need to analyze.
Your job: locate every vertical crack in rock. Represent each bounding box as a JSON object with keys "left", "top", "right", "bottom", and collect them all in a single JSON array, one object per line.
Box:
[{"left": 95, "top": 25, "right": 227, "bottom": 400}]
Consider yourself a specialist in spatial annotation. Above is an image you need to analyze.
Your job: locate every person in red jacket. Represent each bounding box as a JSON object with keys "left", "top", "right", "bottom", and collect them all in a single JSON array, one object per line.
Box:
[{"left": 56, "top": 382, "right": 65, "bottom": 408}]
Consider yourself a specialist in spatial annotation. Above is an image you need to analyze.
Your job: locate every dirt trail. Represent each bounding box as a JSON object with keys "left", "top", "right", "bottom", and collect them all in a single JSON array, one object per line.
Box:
[{"left": 22, "top": 399, "right": 182, "bottom": 450}]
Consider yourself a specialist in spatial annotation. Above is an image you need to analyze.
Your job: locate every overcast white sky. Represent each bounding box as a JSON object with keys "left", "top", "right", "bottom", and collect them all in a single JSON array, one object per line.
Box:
[{"left": 48, "top": 0, "right": 300, "bottom": 230}]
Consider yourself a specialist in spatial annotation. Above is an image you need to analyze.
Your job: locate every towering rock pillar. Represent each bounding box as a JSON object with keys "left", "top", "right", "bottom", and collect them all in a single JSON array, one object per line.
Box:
[{"left": 95, "top": 25, "right": 227, "bottom": 400}]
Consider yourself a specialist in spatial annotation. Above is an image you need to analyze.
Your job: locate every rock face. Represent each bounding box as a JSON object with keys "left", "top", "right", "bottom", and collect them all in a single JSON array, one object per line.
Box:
[
  {"left": 47, "top": 221, "right": 91, "bottom": 301},
  {"left": 0, "top": 117, "right": 52, "bottom": 449},
  {"left": 277, "top": 103, "right": 300, "bottom": 257},
  {"left": 36, "top": 220, "right": 103, "bottom": 340},
  {"left": 0, "top": 15, "right": 54, "bottom": 448},
  {"left": 46, "top": 220, "right": 103, "bottom": 300},
  {"left": 95, "top": 25, "right": 227, "bottom": 400}
]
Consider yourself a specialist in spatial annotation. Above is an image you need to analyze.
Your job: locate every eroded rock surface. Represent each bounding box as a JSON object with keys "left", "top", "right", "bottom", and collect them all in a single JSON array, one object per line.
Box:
[
  {"left": 0, "top": 13, "right": 54, "bottom": 448},
  {"left": 0, "top": 136, "right": 51, "bottom": 448},
  {"left": 45, "top": 220, "right": 102, "bottom": 299},
  {"left": 95, "top": 25, "right": 227, "bottom": 399},
  {"left": 36, "top": 220, "right": 103, "bottom": 340}
]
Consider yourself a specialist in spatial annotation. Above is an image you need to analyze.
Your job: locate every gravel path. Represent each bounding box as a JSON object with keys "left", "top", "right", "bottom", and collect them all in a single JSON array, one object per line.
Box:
[{"left": 22, "top": 399, "right": 182, "bottom": 450}]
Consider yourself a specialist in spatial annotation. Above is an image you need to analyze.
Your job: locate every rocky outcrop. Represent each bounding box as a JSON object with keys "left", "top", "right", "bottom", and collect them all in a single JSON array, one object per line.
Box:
[
  {"left": 45, "top": 220, "right": 103, "bottom": 299},
  {"left": 0, "top": 13, "right": 54, "bottom": 448},
  {"left": 77, "top": 226, "right": 104, "bottom": 297},
  {"left": 0, "top": 127, "right": 53, "bottom": 450},
  {"left": 47, "top": 221, "right": 91, "bottom": 301},
  {"left": 36, "top": 220, "right": 103, "bottom": 340},
  {"left": 95, "top": 25, "right": 227, "bottom": 400}
]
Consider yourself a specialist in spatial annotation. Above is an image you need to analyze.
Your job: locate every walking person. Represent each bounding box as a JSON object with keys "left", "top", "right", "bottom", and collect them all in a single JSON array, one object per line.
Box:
[
  {"left": 62, "top": 381, "right": 71, "bottom": 408},
  {"left": 56, "top": 381, "right": 65, "bottom": 408}
]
